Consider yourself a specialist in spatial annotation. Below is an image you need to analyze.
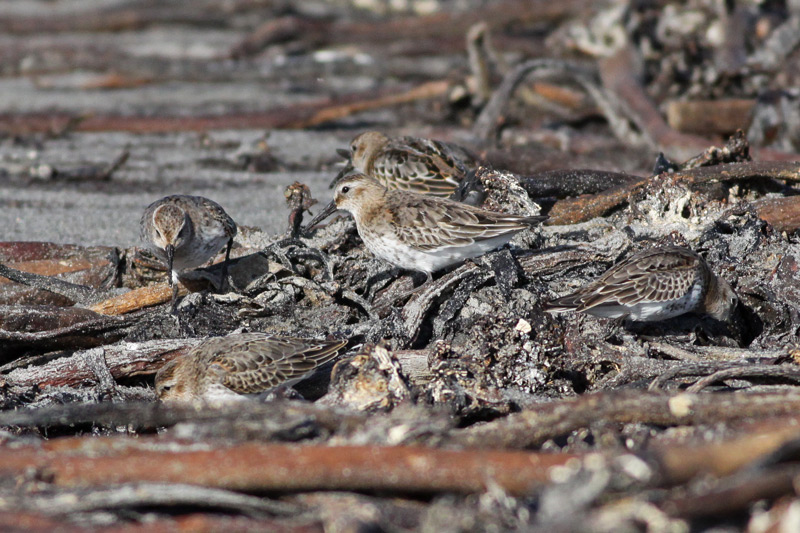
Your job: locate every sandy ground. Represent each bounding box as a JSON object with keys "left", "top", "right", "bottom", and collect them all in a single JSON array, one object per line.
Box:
[{"left": 0, "top": 129, "right": 352, "bottom": 248}]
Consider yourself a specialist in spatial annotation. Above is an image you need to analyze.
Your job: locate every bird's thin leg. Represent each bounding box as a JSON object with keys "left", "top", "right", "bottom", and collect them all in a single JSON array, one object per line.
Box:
[
  {"left": 220, "top": 238, "right": 234, "bottom": 292},
  {"left": 169, "top": 276, "right": 179, "bottom": 315}
]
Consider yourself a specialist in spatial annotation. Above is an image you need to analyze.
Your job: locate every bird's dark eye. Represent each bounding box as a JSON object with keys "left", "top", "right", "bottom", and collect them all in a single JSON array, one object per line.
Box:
[
  {"left": 160, "top": 385, "right": 171, "bottom": 392},
  {"left": 341, "top": 186, "right": 351, "bottom": 194},
  {"left": 351, "top": 144, "right": 357, "bottom": 152}
]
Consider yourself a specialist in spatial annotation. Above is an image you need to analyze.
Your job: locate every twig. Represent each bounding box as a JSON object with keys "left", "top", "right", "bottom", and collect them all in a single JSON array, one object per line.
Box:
[
  {"left": 472, "top": 59, "right": 595, "bottom": 143},
  {"left": 647, "top": 362, "right": 749, "bottom": 390},
  {"left": 50, "top": 150, "right": 130, "bottom": 181},
  {"left": 597, "top": 44, "right": 712, "bottom": 159},
  {"left": 686, "top": 365, "right": 800, "bottom": 393},
  {"left": 4, "top": 483, "right": 301, "bottom": 517}
]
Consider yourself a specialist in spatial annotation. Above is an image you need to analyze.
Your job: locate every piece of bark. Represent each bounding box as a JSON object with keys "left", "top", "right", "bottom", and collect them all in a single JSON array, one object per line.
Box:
[
  {"left": 684, "top": 365, "right": 800, "bottom": 392},
  {"left": 0, "top": 263, "right": 101, "bottom": 306},
  {"left": 0, "top": 243, "right": 118, "bottom": 306},
  {"left": 518, "top": 169, "right": 643, "bottom": 199},
  {"left": 546, "top": 179, "right": 644, "bottom": 225},
  {"left": 88, "top": 283, "right": 186, "bottom": 315},
  {"left": 666, "top": 99, "right": 755, "bottom": 136},
  {"left": 754, "top": 196, "right": 800, "bottom": 233},
  {"left": 47, "top": 150, "right": 130, "bottom": 181},
  {"left": 472, "top": 59, "right": 594, "bottom": 143},
  {"left": 0, "top": 306, "right": 133, "bottom": 356},
  {"left": 0, "top": 305, "right": 115, "bottom": 338},
  {"left": 0, "top": 440, "right": 577, "bottom": 496},
  {"left": 654, "top": 419, "right": 800, "bottom": 484}
]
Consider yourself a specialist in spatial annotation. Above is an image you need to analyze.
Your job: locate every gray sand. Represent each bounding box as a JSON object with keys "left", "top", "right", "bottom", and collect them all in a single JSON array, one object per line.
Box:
[{"left": 0, "top": 129, "right": 351, "bottom": 248}]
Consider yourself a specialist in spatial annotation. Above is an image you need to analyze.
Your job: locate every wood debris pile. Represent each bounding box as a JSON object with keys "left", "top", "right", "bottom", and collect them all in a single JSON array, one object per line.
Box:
[{"left": 0, "top": 1, "right": 799, "bottom": 530}]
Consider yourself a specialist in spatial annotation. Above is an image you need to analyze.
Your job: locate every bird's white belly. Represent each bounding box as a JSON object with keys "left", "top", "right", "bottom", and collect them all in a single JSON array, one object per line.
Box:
[
  {"left": 619, "top": 282, "right": 703, "bottom": 321},
  {"left": 201, "top": 383, "right": 249, "bottom": 406},
  {"left": 363, "top": 233, "right": 515, "bottom": 273}
]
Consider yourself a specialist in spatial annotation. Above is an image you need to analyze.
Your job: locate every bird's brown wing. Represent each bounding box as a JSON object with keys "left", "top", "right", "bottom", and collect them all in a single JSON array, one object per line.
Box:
[
  {"left": 568, "top": 247, "right": 702, "bottom": 311},
  {"left": 387, "top": 193, "right": 541, "bottom": 251},
  {"left": 203, "top": 334, "right": 346, "bottom": 394},
  {"left": 373, "top": 146, "right": 460, "bottom": 196}
]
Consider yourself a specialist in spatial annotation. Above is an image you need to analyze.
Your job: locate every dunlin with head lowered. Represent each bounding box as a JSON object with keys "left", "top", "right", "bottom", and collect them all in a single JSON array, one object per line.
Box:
[
  {"left": 308, "top": 172, "right": 545, "bottom": 283},
  {"left": 332, "top": 131, "right": 478, "bottom": 197},
  {"left": 545, "top": 246, "right": 738, "bottom": 322},
  {"left": 140, "top": 195, "right": 237, "bottom": 310},
  {"left": 155, "top": 333, "right": 348, "bottom": 405}
]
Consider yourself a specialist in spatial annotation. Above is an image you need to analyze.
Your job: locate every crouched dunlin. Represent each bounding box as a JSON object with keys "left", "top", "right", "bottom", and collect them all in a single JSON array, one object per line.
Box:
[
  {"left": 545, "top": 246, "right": 738, "bottom": 322},
  {"left": 155, "top": 333, "right": 348, "bottom": 405},
  {"left": 308, "top": 172, "right": 545, "bottom": 282},
  {"left": 140, "top": 195, "right": 237, "bottom": 309},
  {"left": 332, "top": 131, "right": 478, "bottom": 197}
]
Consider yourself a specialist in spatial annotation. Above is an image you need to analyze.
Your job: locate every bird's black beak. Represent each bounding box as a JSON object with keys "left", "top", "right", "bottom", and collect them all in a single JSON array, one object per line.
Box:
[
  {"left": 165, "top": 244, "right": 175, "bottom": 286},
  {"left": 304, "top": 200, "right": 339, "bottom": 232},
  {"left": 329, "top": 160, "right": 354, "bottom": 189},
  {"left": 336, "top": 148, "right": 351, "bottom": 159}
]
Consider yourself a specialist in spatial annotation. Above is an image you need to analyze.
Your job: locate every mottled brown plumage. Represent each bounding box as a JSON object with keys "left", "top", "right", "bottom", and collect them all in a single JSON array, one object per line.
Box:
[
  {"left": 332, "top": 131, "right": 478, "bottom": 197},
  {"left": 546, "top": 246, "right": 738, "bottom": 322},
  {"left": 155, "top": 333, "right": 348, "bottom": 405}
]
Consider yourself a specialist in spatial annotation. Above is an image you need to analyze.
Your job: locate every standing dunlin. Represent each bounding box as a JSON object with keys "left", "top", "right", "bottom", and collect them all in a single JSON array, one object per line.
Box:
[
  {"left": 332, "top": 131, "right": 478, "bottom": 197},
  {"left": 307, "top": 173, "right": 545, "bottom": 282},
  {"left": 545, "top": 246, "right": 738, "bottom": 322},
  {"left": 155, "top": 333, "right": 348, "bottom": 405},
  {"left": 140, "top": 195, "right": 237, "bottom": 309}
]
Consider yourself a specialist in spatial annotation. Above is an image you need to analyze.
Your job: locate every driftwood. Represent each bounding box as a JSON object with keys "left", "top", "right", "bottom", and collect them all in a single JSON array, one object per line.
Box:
[
  {"left": 547, "top": 160, "right": 800, "bottom": 225},
  {"left": 0, "top": 82, "right": 451, "bottom": 135},
  {"left": 454, "top": 390, "right": 800, "bottom": 449},
  {"left": 0, "top": 438, "right": 575, "bottom": 495},
  {"left": 3, "top": 338, "right": 199, "bottom": 388}
]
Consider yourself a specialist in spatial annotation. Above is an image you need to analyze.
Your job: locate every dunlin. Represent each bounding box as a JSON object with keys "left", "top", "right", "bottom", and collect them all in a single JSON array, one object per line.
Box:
[
  {"left": 140, "top": 195, "right": 237, "bottom": 309},
  {"left": 545, "top": 246, "right": 738, "bottom": 322},
  {"left": 332, "top": 131, "right": 478, "bottom": 197},
  {"left": 155, "top": 333, "right": 348, "bottom": 404},
  {"left": 307, "top": 173, "right": 545, "bottom": 282}
]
